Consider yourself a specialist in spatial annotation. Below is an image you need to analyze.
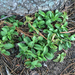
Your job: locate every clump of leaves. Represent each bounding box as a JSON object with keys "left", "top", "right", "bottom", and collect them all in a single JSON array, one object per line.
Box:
[
  {"left": 0, "top": 40, "right": 14, "bottom": 55},
  {"left": 17, "top": 35, "right": 48, "bottom": 69},
  {"left": 1, "top": 15, "right": 23, "bottom": 27},
  {"left": 0, "top": 10, "right": 75, "bottom": 70},
  {"left": 1, "top": 26, "right": 18, "bottom": 43},
  {"left": 21, "top": 10, "right": 75, "bottom": 69}
]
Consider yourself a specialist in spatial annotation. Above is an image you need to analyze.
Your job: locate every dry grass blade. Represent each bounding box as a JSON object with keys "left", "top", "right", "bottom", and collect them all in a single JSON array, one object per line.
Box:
[
  {"left": 29, "top": 23, "right": 47, "bottom": 40},
  {"left": 60, "top": 29, "right": 75, "bottom": 33},
  {"left": 16, "top": 27, "right": 32, "bottom": 37},
  {"left": 60, "top": 63, "right": 75, "bottom": 75}
]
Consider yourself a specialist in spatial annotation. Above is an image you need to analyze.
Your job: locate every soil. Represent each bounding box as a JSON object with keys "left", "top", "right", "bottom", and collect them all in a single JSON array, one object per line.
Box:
[{"left": 0, "top": 0, "right": 75, "bottom": 75}]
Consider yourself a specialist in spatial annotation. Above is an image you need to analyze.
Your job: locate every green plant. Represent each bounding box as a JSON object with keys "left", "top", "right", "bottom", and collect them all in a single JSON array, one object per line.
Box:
[
  {"left": 0, "top": 40, "right": 14, "bottom": 55},
  {"left": 53, "top": 52, "right": 66, "bottom": 62},
  {"left": 17, "top": 35, "right": 48, "bottom": 69},
  {"left": 0, "top": 10, "right": 75, "bottom": 69},
  {"left": 1, "top": 15, "right": 23, "bottom": 27},
  {"left": 1, "top": 26, "right": 18, "bottom": 42},
  {"left": 19, "top": 10, "right": 75, "bottom": 69}
]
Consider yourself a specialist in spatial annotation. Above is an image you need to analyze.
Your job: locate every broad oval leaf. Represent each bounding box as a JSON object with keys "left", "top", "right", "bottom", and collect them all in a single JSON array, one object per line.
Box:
[
  {"left": 70, "top": 34, "right": 75, "bottom": 41},
  {"left": 4, "top": 43, "right": 14, "bottom": 49},
  {"left": 43, "top": 46, "right": 48, "bottom": 55},
  {"left": 45, "top": 53, "right": 54, "bottom": 60},
  {"left": 34, "top": 44, "right": 43, "bottom": 50}
]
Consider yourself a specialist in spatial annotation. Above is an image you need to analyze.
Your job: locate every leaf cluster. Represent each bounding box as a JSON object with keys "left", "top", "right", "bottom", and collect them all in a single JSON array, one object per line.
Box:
[{"left": 0, "top": 10, "right": 75, "bottom": 69}]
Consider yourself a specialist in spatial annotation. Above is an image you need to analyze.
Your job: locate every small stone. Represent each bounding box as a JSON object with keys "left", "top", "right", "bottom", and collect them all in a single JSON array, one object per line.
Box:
[
  {"left": 30, "top": 71, "right": 39, "bottom": 75},
  {"left": 43, "top": 63, "right": 47, "bottom": 67}
]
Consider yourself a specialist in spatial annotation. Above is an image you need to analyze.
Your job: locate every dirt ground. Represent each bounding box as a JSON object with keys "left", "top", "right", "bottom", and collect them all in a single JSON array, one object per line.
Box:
[{"left": 0, "top": 0, "right": 75, "bottom": 75}]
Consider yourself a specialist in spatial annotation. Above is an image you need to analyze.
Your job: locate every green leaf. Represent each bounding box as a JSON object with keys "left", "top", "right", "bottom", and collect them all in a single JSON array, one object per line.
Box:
[
  {"left": 60, "top": 56, "right": 65, "bottom": 62},
  {"left": 39, "top": 10, "right": 45, "bottom": 17},
  {"left": 35, "top": 13, "right": 39, "bottom": 18},
  {"left": 55, "top": 10, "right": 59, "bottom": 14},
  {"left": 55, "top": 24, "right": 60, "bottom": 29},
  {"left": 37, "top": 16, "right": 42, "bottom": 20},
  {"left": 64, "top": 22, "right": 68, "bottom": 26},
  {"left": 43, "top": 46, "right": 48, "bottom": 55},
  {"left": 45, "top": 53, "right": 54, "bottom": 60},
  {"left": 18, "top": 43, "right": 27, "bottom": 51},
  {"left": 18, "top": 22, "right": 23, "bottom": 25},
  {"left": 60, "top": 53, "right": 66, "bottom": 62},
  {"left": 32, "top": 36, "right": 37, "bottom": 43},
  {"left": 50, "top": 44, "right": 57, "bottom": 49},
  {"left": 16, "top": 54, "right": 21, "bottom": 58},
  {"left": 24, "top": 16, "right": 33, "bottom": 25},
  {"left": 9, "top": 29, "right": 14, "bottom": 33},
  {"left": 70, "top": 34, "right": 75, "bottom": 41},
  {"left": 31, "top": 60, "right": 38, "bottom": 66},
  {"left": 13, "top": 32, "right": 18, "bottom": 35},
  {"left": 4, "top": 51, "right": 10, "bottom": 56},
  {"left": 1, "top": 31, "right": 7, "bottom": 36},
  {"left": 1, "top": 49, "right": 6, "bottom": 54},
  {"left": 38, "top": 36, "right": 43, "bottom": 41},
  {"left": 32, "top": 23, "right": 37, "bottom": 27},
  {"left": 53, "top": 54, "right": 61, "bottom": 62},
  {"left": 30, "top": 66, "right": 35, "bottom": 69},
  {"left": 28, "top": 41, "right": 34, "bottom": 48},
  {"left": 38, "top": 57, "right": 43, "bottom": 62},
  {"left": 4, "top": 43, "right": 14, "bottom": 49},
  {"left": 37, "top": 51, "right": 41, "bottom": 56},
  {"left": 2, "top": 27, "right": 8, "bottom": 33},
  {"left": 24, "top": 37, "right": 31, "bottom": 44},
  {"left": 57, "top": 18, "right": 62, "bottom": 22},
  {"left": 0, "top": 44, "right": 4, "bottom": 47},
  {"left": 49, "top": 49, "right": 57, "bottom": 53},
  {"left": 8, "top": 18, "right": 14, "bottom": 22},
  {"left": 36, "top": 63, "right": 42, "bottom": 67},
  {"left": 66, "top": 41, "right": 71, "bottom": 48},
  {"left": 43, "top": 29, "right": 48, "bottom": 33},
  {"left": 2, "top": 36, "right": 8, "bottom": 41},
  {"left": 34, "top": 44, "right": 43, "bottom": 50},
  {"left": 38, "top": 20, "right": 45, "bottom": 25},
  {"left": 59, "top": 44, "right": 63, "bottom": 51},
  {"left": 13, "top": 22, "right": 18, "bottom": 27},
  {"left": 55, "top": 14, "right": 59, "bottom": 20},
  {"left": 25, "top": 61, "right": 31, "bottom": 65},
  {"left": 31, "top": 53, "right": 37, "bottom": 58},
  {"left": 49, "top": 11, "right": 54, "bottom": 18},
  {"left": 42, "top": 56, "right": 47, "bottom": 61},
  {"left": 46, "top": 19, "right": 51, "bottom": 25},
  {"left": 46, "top": 11, "right": 51, "bottom": 16},
  {"left": 1, "top": 15, "right": 5, "bottom": 18}
]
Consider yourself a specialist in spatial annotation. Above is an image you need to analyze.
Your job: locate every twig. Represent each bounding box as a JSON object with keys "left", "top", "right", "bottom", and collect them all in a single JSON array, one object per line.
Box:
[
  {"left": 60, "top": 30, "right": 75, "bottom": 33},
  {"left": 0, "top": 15, "right": 13, "bottom": 21},
  {"left": 29, "top": 23, "right": 47, "bottom": 40},
  {"left": 2, "top": 60, "right": 17, "bottom": 75},
  {"left": 60, "top": 63, "right": 75, "bottom": 75},
  {"left": 20, "top": 67, "right": 26, "bottom": 75},
  {"left": 16, "top": 27, "right": 32, "bottom": 37}
]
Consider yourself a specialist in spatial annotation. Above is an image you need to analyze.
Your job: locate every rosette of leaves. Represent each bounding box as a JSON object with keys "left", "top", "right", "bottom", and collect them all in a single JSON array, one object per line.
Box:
[
  {"left": 17, "top": 35, "right": 55, "bottom": 69},
  {"left": 23, "top": 10, "right": 75, "bottom": 67},
  {"left": 0, "top": 40, "right": 14, "bottom": 55},
  {"left": 1, "top": 26, "right": 18, "bottom": 42}
]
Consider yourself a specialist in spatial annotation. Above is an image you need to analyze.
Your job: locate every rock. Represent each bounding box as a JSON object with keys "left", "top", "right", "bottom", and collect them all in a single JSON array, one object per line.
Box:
[
  {"left": 0, "top": 0, "right": 68, "bottom": 16},
  {"left": 30, "top": 71, "right": 40, "bottom": 75}
]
